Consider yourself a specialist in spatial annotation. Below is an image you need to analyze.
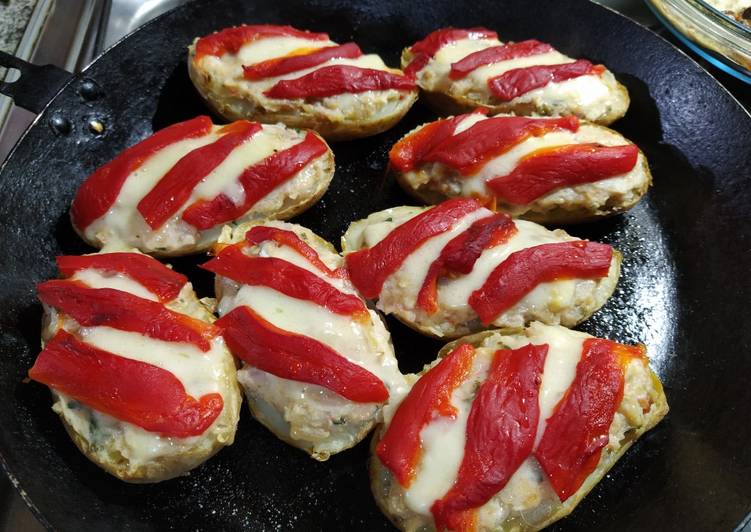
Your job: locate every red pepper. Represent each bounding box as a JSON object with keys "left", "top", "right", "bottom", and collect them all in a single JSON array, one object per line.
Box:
[
  {"left": 181, "top": 131, "right": 328, "bottom": 230},
  {"left": 488, "top": 59, "right": 605, "bottom": 102},
  {"left": 56, "top": 252, "right": 187, "bottom": 302},
  {"left": 345, "top": 198, "right": 483, "bottom": 299},
  {"left": 469, "top": 241, "right": 613, "bottom": 325},
  {"left": 389, "top": 113, "right": 474, "bottom": 173},
  {"left": 216, "top": 306, "right": 388, "bottom": 403},
  {"left": 424, "top": 115, "right": 580, "bottom": 175},
  {"left": 244, "top": 225, "right": 347, "bottom": 279},
  {"left": 487, "top": 143, "right": 640, "bottom": 204},
  {"left": 449, "top": 40, "right": 554, "bottom": 80},
  {"left": 138, "top": 121, "right": 262, "bottom": 230},
  {"left": 264, "top": 65, "right": 415, "bottom": 100},
  {"left": 376, "top": 343, "right": 476, "bottom": 487},
  {"left": 431, "top": 344, "right": 548, "bottom": 532},
  {"left": 38, "top": 280, "right": 217, "bottom": 352},
  {"left": 243, "top": 42, "right": 362, "bottom": 80},
  {"left": 416, "top": 213, "right": 517, "bottom": 314},
  {"left": 535, "top": 338, "right": 630, "bottom": 502},
  {"left": 201, "top": 245, "right": 367, "bottom": 318},
  {"left": 70, "top": 116, "right": 212, "bottom": 231},
  {"left": 29, "top": 330, "right": 223, "bottom": 437},
  {"left": 404, "top": 27, "right": 498, "bottom": 78},
  {"left": 194, "top": 25, "right": 329, "bottom": 60}
]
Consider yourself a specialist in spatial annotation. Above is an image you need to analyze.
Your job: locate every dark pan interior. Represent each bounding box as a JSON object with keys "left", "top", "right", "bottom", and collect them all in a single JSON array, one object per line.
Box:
[{"left": 0, "top": 0, "right": 750, "bottom": 530}]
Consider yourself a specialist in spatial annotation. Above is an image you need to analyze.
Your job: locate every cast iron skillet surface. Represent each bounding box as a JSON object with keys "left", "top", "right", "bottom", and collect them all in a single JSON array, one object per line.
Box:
[{"left": 0, "top": 0, "right": 750, "bottom": 530}]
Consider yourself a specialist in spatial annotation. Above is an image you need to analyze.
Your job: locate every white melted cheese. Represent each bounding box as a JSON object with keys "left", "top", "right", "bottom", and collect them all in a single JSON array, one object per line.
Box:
[
  {"left": 48, "top": 257, "right": 238, "bottom": 468},
  {"left": 189, "top": 126, "right": 298, "bottom": 203},
  {"left": 405, "top": 350, "right": 493, "bottom": 514},
  {"left": 84, "top": 122, "right": 318, "bottom": 253},
  {"left": 220, "top": 284, "right": 404, "bottom": 398},
  {"left": 438, "top": 115, "right": 640, "bottom": 198},
  {"left": 508, "top": 74, "right": 613, "bottom": 119},
  {"left": 236, "top": 36, "right": 336, "bottom": 65},
  {"left": 399, "top": 324, "right": 592, "bottom": 520},
  {"left": 437, "top": 220, "right": 574, "bottom": 309},
  {"left": 79, "top": 327, "right": 225, "bottom": 398},
  {"left": 502, "top": 322, "right": 587, "bottom": 447},
  {"left": 64, "top": 267, "right": 224, "bottom": 398},
  {"left": 70, "top": 268, "right": 158, "bottom": 302},
  {"left": 84, "top": 133, "right": 219, "bottom": 242},
  {"left": 462, "top": 51, "right": 572, "bottom": 92},
  {"left": 424, "top": 37, "right": 502, "bottom": 76},
  {"left": 415, "top": 36, "right": 618, "bottom": 122},
  {"left": 203, "top": 34, "right": 393, "bottom": 94},
  {"left": 378, "top": 208, "right": 492, "bottom": 309}
]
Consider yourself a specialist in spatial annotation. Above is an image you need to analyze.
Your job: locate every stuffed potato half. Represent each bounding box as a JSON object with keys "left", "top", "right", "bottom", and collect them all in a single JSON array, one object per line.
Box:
[
  {"left": 29, "top": 248, "right": 242, "bottom": 483},
  {"left": 342, "top": 199, "right": 620, "bottom": 339},
  {"left": 70, "top": 116, "right": 334, "bottom": 257},
  {"left": 370, "top": 322, "right": 669, "bottom": 531},
  {"left": 402, "top": 28, "right": 629, "bottom": 125},
  {"left": 188, "top": 24, "right": 418, "bottom": 140},
  {"left": 204, "top": 220, "right": 407, "bottom": 461},
  {"left": 390, "top": 110, "right": 651, "bottom": 225}
]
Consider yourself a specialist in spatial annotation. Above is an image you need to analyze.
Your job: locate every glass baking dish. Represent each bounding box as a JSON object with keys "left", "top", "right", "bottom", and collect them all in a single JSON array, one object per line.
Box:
[{"left": 645, "top": 0, "right": 751, "bottom": 83}]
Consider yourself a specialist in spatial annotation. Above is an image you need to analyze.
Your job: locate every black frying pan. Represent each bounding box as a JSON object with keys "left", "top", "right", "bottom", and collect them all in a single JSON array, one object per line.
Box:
[{"left": 1, "top": 0, "right": 750, "bottom": 530}]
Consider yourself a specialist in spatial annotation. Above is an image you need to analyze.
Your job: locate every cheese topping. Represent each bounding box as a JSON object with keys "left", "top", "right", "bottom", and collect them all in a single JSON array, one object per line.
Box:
[
  {"left": 197, "top": 34, "right": 405, "bottom": 106},
  {"left": 413, "top": 112, "right": 644, "bottom": 201},
  {"left": 405, "top": 351, "right": 493, "bottom": 513},
  {"left": 412, "top": 36, "right": 620, "bottom": 123},
  {"left": 83, "top": 123, "right": 325, "bottom": 253},
  {"left": 216, "top": 223, "right": 407, "bottom": 402},
  {"left": 378, "top": 208, "right": 492, "bottom": 309},
  {"left": 395, "top": 324, "right": 640, "bottom": 523},
  {"left": 58, "top": 268, "right": 225, "bottom": 398}
]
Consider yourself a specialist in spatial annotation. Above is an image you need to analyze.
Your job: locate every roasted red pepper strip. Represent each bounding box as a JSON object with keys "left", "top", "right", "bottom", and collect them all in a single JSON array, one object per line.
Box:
[
  {"left": 424, "top": 115, "right": 580, "bottom": 175},
  {"left": 38, "top": 280, "right": 217, "bottom": 352},
  {"left": 29, "top": 330, "right": 223, "bottom": 437},
  {"left": 70, "top": 116, "right": 213, "bottom": 230},
  {"left": 181, "top": 131, "right": 328, "bottom": 230},
  {"left": 376, "top": 343, "right": 476, "bottom": 487},
  {"left": 346, "top": 198, "right": 483, "bottom": 299},
  {"left": 194, "top": 25, "right": 329, "bottom": 60},
  {"left": 264, "top": 65, "right": 415, "bottom": 100},
  {"left": 487, "top": 143, "right": 639, "bottom": 204},
  {"left": 449, "top": 40, "right": 554, "bottom": 80},
  {"left": 201, "top": 245, "right": 367, "bottom": 318},
  {"left": 56, "top": 252, "right": 187, "bottom": 302},
  {"left": 404, "top": 27, "right": 498, "bottom": 78},
  {"left": 469, "top": 241, "right": 613, "bottom": 325},
  {"left": 137, "top": 120, "right": 262, "bottom": 229},
  {"left": 431, "top": 344, "right": 548, "bottom": 532},
  {"left": 245, "top": 225, "right": 347, "bottom": 279},
  {"left": 389, "top": 113, "right": 476, "bottom": 173},
  {"left": 243, "top": 42, "right": 362, "bottom": 80},
  {"left": 488, "top": 59, "right": 605, "bottom": 102},
  {"left": 535, "top": 338, "right": 630, "bottom": 502},
  {"left": 216, "top": 306, "right": 387, "bottom": 403},
  {"left": 417, "top": 213, "right": 517, "bottom": 314}
]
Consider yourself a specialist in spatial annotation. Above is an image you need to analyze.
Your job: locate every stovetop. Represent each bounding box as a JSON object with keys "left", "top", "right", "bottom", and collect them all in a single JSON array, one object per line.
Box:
[{"left": 0, "top": 0, "right": 748, "bottom": 530}]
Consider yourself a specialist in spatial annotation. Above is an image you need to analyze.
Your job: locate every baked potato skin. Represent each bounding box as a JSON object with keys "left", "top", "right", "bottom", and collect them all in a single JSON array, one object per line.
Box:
[
  {"left": 71, "top": 131, "right": 334, "bottom": 258},
  {"left": 213, "top": 220, "right": 403, "bottom": 460},
  {"left": 188, "top": 40, "right": 418, "bottom": 141},
  {"left": 400, "top": 49, "right": 630, "bottom": 127},
  {"left": 40, "top": 263, "right": 242, "bottom": 483},
  {"left": 392, "top": 121, "right": 652, "bottom": 225},
  {"left": 370, "top": 328, "right": 669, "bottom": 531}
]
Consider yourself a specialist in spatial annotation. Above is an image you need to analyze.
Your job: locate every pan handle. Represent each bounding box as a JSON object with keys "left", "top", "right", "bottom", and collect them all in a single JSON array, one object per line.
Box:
[{"left": 0, "top": 51, "right": 73, "bottom": 114}]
